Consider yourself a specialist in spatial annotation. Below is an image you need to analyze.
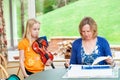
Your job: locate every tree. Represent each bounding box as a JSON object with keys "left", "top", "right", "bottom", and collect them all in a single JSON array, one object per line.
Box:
[{"left": 57, "top": 0, "right": 70, "bottom": 8}]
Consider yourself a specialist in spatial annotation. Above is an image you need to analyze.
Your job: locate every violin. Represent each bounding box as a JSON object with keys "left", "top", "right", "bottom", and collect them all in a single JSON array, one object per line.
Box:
[{"left": 32, "top": 36, "right": 55, "bottom": 69}]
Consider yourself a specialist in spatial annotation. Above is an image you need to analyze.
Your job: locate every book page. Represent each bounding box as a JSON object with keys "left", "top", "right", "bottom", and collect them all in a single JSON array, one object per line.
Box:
[{"left": 92, "top": 56, "right": 109, "bottom": 65}]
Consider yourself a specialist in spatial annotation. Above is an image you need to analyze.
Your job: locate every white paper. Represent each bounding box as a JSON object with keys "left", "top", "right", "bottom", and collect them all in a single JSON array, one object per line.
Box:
[
  {"left": 63, "top": 65, "right": 118, "bottom": 78},
  {"left": 92, "top": 56, "right": 109, "bottom": 65}
]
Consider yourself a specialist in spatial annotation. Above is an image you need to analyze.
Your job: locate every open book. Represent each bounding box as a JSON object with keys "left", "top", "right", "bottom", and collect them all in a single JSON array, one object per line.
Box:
[{"left": 92, "top": 56, "right": 110, "bottom": 65}]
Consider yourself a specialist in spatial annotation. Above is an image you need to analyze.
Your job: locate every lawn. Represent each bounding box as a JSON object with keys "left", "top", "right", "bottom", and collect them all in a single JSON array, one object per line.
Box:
[{"left": 37, "top": 0, "right": 120, "bottom": 45}]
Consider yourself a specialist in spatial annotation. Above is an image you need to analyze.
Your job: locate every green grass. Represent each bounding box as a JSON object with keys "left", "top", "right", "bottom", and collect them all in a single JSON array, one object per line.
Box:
[{"left": 37, "top": 0, "right": 120, "bottom": 45}]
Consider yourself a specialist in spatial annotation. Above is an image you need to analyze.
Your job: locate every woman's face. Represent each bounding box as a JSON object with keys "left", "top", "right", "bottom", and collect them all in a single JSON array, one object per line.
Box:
[
  {"left": 31, "top": 23, "right": 40, "bottom": 39},
  {"left": 81, "top": 24, "right": 93, "bottom": 40}
]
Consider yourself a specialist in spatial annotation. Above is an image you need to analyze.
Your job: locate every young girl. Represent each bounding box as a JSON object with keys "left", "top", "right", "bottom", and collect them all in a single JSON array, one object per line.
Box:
[{"left": 18, "top": 18, "right": 51, "bottom": 78}]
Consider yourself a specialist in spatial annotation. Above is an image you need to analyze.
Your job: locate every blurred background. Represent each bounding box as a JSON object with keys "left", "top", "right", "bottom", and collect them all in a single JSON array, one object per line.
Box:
[
  {"left": 0, "top": 0, "right": 120, "bottom": 79},
  {"left": 1, "top": 0, "right": 120, "bottom": 49}
]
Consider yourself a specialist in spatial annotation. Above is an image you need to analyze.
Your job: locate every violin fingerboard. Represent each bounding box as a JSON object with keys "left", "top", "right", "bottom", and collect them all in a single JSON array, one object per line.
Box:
[{"left": 44, "top": 53, "right": 49, "bottom": 59}]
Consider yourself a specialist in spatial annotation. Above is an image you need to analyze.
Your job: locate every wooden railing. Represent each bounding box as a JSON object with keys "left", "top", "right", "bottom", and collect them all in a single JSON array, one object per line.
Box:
[{"left": 48, "top": 37, "right": 120, "bottom": 52}]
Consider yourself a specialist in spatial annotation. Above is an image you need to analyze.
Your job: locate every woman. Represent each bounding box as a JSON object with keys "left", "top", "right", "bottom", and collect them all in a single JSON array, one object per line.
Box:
[
  {"left": 70, "top": 17, "right": 115, "bottom": 66},
  {"left": 18, "top": 18, "right": 52, "bottom": 78}
]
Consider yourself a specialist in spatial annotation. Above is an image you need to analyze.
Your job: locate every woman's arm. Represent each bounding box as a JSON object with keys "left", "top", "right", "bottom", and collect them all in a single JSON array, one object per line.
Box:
[
  {"left": 19, "top": 50, "right": 29, "bottom": 78},
  {"left": 70, "top": 42, "right": 78, "bottom": 64},
  {"left": 102, "top": 38, "right": 115, "bottom": 67}
]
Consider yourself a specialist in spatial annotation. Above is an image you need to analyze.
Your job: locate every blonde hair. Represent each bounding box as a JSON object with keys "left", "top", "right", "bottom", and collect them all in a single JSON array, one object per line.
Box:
[
  {"left": 79, "top": 17, "right": 98, "bottom": 39},
  {"left": 23, "top": 18, "right": 40, "bottom": 45}
]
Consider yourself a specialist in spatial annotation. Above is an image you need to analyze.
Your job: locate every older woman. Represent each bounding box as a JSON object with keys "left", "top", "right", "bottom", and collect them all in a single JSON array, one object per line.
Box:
[{"left": 70, "top": 17, "right": 115, "bottom": 66}]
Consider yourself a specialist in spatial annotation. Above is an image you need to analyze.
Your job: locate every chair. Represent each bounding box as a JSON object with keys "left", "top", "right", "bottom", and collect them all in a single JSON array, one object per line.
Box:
[
  {"left": 0, "top": 54, "right": 7, "bottom": 68},
  {"left": 0, "top": 64, "right": 20, "bottom": 80},
  {"left": 0, "top": 64, "right": 9, "bottom": 78},
  {"left": 0, "top": 54, "right": 20, "bottom": 76}
]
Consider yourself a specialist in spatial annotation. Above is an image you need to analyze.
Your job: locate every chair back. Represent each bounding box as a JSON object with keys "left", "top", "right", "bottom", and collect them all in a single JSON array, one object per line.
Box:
[
  {"left": 0, "top": 64, "right": 9, "bottom": 78},
  {"left": 0, "top": 54, "right": 7, "bottom": 68},
  {"left": 0, "top": 64, "right": 20, "bottom": 80}
]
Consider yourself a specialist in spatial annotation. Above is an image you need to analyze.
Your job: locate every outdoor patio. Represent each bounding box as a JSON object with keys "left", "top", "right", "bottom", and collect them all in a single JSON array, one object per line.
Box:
[{"left": 6, "top": 37, "right": 120, "bottom": 79}]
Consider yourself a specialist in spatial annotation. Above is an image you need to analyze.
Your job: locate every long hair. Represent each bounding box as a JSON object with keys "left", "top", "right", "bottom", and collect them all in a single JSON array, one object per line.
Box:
[
  {"left": 79, "top": 17, "right": 98, "bottom": 39},
  {"left": 23, "top": 18, "right": 40, "bottom": 45}
]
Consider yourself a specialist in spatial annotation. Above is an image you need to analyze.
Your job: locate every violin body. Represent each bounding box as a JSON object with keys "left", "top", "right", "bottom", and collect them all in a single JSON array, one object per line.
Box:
[
  {"left": 41, "top": 52, "right": 54, "bottom": 64},
  {"left": 32, "top": 36, "right": 55, "bottom": 69}
]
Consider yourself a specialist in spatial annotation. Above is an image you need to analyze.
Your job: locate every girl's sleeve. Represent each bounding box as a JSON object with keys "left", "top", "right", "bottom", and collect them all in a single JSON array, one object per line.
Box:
[{"left": 18, "top": 40, "right": 25, "bottom": 50}]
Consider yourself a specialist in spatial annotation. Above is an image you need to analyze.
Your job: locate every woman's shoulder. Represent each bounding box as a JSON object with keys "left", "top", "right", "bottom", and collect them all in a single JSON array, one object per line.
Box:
[
  {"left": 97, "top": 36, "right": 108, "bottom": 42},
  {"left": 72, "top": 38, "right": 82, "bottom": 45},
  {"left": 97, "top": 36, "right": 109, "bottom": 45}
]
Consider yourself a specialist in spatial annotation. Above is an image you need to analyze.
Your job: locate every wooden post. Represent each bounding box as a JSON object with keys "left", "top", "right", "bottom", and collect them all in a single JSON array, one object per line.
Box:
[{"left": 28, "top": 0, "right": 36, "bottom": 19}]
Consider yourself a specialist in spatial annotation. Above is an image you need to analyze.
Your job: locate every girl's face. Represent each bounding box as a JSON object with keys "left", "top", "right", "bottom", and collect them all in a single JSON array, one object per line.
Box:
[
  {"left": 81, "top": 24, "right": 93, "bottom": 40},
  {"left": 31, "top": 23, "right": 40, "bottom": 39}
]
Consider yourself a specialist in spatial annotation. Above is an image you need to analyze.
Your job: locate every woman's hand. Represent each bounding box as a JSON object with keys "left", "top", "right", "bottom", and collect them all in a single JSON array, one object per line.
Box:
[
  {"left": 105, "top": 56, "right": 115, "bottom": 67},
  {"left": 64, "top": 59, "right": 70, "bottom": 68}
]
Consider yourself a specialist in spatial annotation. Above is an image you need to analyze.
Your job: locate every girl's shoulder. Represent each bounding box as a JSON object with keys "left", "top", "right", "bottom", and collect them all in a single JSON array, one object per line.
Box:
[
  {"left": 18, "top": 38, "right": 29, "bottom": 44},
  {"left": 18, "top": 38, "right": 30, "bottom": 49}
]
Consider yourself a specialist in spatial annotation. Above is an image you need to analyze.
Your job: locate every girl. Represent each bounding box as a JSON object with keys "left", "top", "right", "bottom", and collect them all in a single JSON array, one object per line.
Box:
[{"left": 18, "top": 18, "right": 51, "bottom": 78}]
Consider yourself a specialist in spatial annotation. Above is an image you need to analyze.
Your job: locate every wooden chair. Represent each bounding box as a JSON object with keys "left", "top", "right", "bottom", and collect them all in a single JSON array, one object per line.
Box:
[
  {"left": 0, "top": 54, "right": 7, "bottom": 68},
  {"left": 0, "top": 64, "right": 9, "bottom": 78},
  {"left": 0, "top": 64, "right": 20, "bottom": 80},
  {"left": 0, "top": 54, "right": 20, "bottom": 76}
]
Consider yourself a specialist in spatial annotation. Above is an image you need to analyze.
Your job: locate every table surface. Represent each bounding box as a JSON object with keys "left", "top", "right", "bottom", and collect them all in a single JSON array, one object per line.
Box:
[{"left": 25, "top": 68, "right": 120, "bottom": 80}]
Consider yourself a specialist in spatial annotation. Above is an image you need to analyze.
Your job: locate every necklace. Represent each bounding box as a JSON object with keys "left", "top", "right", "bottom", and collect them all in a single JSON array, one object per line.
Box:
[{"left": 82, "top": 38, "right": 97, "bottom": 55}]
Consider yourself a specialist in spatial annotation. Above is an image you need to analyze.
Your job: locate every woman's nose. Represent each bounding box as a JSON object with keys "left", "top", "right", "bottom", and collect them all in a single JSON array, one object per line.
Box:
[{"left": 84, "top": 32, "right": 88, "bottom": 36}]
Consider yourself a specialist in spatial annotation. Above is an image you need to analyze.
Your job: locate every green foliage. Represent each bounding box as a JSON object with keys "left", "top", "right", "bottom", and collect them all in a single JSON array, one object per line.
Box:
[
  {"left": 37, "top": 0, "right": 120, "bottom": 45},
  {"left": 35, "top": 0, "right": 79, "bottom": 14},
  {"left": 43, "top": 5, "right": 54, "bottom": 13},
  {"left": 43, "top": 0, "right": 55, "bottom": 13}
]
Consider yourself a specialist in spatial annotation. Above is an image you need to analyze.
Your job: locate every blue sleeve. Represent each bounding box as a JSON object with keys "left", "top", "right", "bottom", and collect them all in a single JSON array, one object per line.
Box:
[
  {"left": 70, "top": 39, "right": 82, "bottom": 64},
  {"left": 70, "top": 42, "right": 77, "bottom": 64},
  {"left": 98, "top": 37, "right": 112, "bottom": 57},
  {"left": 103, "top": 39, "right": 112, "bottom": 56}
]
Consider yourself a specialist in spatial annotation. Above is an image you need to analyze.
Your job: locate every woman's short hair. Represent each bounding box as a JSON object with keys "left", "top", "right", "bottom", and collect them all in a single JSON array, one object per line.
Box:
[{"left": 79, "top": 16, "right": 98, "bottom": 39}]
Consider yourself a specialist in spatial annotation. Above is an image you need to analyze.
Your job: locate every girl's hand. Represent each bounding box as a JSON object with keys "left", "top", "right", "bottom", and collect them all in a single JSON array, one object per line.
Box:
[{"left": 24, "top": 74, "right": 29, "bottom": 78}]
